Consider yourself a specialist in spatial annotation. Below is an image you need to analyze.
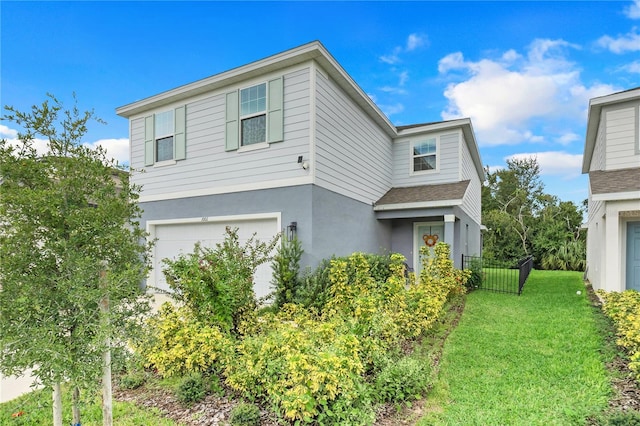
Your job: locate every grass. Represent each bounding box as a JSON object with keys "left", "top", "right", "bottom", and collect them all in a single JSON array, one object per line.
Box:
[
  {"left": 0, "top": 385, "right": 178, "bottom": 426},
  {"left": 419, "top": 270, "right": 612, "bottom": 426}
]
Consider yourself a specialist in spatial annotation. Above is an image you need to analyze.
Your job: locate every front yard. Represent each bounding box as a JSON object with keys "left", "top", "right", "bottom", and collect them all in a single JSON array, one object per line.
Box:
[
  {"left": 2, "top": 265, "right": 639, "bottom": 425},
  {"left": 419, "top": 270, "right": 614, "bottom": 425}
]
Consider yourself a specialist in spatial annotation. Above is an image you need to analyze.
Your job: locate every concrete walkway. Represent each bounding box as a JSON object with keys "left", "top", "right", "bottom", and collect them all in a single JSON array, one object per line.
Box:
[{"left": 0, "top": 371, "right": 40, "bottom": 403}]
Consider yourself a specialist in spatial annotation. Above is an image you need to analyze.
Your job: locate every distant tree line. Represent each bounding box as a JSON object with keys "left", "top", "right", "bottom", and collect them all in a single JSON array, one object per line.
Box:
[{"left": 481, "top": 157, "right": 586, "bottom": 271}]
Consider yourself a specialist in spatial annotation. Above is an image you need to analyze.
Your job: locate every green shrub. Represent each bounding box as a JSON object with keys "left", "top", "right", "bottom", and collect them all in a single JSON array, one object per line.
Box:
[
  {"left": 176, "top": 373, "right": 207, "bottom": 405},
  {"left": 225, "top": 305, "right": 366, "bottom": 423},
  {"left": 597, "top": 289, "right": 640, "bottom": 381},
  {"left": 295, "top": 258, "right": 334, "bottom": 311},
  {"left": 228, "top": 402, "right": 261, "bottom": 426},
  {"left": 271, "top": 236, "right": 303, "bottom": 308},
  {"left": 594, "top": 410, "right": 640, "bottom": 425},
  {"left": 295, "top": 253, "right": 395, "bottom": 312},
  {"left": 162, "top": 227, "right": 279, "bottom": 332},
  {"left": 119, "top": 370, "right": 146, "bottom": 390},
  {"left": 137, "top": 303, "right": 234, "bottom": 378},
  {"left": 374, "top": 357, "right": 432, "bottom": 403},
  {"left": 466, "top": 258, "right": 483, "bottom": 290}
]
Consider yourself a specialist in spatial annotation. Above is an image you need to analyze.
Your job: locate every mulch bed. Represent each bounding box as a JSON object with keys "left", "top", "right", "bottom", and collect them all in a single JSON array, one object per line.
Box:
[{"left": 585, "top": 284, "right": 640, "bottom": 415}]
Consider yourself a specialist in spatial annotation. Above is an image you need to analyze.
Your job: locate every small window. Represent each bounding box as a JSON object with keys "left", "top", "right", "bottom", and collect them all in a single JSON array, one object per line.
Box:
[
  {"left": 155, "top": 110, "right": 174, "bottom": 161},
  {"left": 412, "top": 138, "right": 437, "bottom": 172},
  {"left": 240, "top": 83, "right": 267, "bottom": 146}
]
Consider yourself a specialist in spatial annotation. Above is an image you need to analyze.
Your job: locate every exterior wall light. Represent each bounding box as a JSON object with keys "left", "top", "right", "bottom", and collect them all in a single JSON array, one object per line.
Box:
[{"left": 287, "top": 221, "right": 297, "bottom": 241}]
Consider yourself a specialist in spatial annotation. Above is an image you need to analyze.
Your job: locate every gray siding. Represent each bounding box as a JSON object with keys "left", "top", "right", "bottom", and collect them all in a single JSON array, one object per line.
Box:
[
  {"left": 392, "top": 131, "right": 460, "bottom": 187},
  {"left": 590, "top": 113, "right": 607, "bottom": 172},
  {"left": 314, "top": 69, "right": 393, "bottom": 204},
  {"left": 310, "top": 186, "right": 392, "bottom": 265},
  {"left": 460, "top": 132, "right": 482, "bottom": 224},
  {"left": 138, "top": 184, "right": 392, "bottom": 271},
  {"left": 130, "top": 67, "right": 312, "bottom": 198},
  {"left": 604, "top": 105, "right": 640, "bottom": 170}
]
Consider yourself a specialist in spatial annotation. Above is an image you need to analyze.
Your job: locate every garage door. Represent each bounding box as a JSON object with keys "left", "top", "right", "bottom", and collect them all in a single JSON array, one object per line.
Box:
[{"left": 150, "top": 215, "right": 279, "bottom": 299}]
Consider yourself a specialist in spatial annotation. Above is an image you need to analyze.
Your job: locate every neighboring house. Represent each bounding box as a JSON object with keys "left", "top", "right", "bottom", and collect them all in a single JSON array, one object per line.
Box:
[
  {"left": 116, "top": 41, "right": 484, "bottom": 299},
  {"left": 583, "top": 87, "right": 640, "bottom": 292}
]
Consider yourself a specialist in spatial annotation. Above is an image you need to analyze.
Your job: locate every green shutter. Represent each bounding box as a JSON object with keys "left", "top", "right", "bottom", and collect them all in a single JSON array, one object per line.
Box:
[
  {"left": 174, "top": 106, "right": 186, "bottom": 160},
  {"left": 225, "top": 91, "right": 239, "bottom": 151},
  {"left": 144, "top": 115, "right": 154, "bottom": 166},
  {"left": 267, "top": 77, "right": 284, "bottom": 143}
]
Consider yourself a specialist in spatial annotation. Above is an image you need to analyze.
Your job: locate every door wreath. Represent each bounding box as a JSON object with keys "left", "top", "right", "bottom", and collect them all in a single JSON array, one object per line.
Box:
[{"left": 423, "top": 233, "right": 438, "bottom": 247}]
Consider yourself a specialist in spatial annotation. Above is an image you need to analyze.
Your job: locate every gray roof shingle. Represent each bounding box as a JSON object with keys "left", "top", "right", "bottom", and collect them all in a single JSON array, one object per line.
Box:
[
  {"left": 375, "top": 180, "right": 470, "bottom": 206},
  {"left": 589, "top": 167, "right": 640, "bottom": 194}
]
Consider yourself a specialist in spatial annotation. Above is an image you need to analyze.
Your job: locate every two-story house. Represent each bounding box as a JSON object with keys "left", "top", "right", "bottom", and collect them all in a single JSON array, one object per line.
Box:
[
  {"left": 583, "top": 87, "right": 640, "bottom": 292},
  {"left": 116, "top": 41, "right": 484, "bottom": 298}
]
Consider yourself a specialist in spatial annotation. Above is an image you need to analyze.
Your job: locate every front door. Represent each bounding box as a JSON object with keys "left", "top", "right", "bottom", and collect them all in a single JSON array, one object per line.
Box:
[
  {"left": 414, "top": 222, "right": 444, "bottom": 275},
  {"left": 627, "top": 221, "right": 640, "bottom": 291}
]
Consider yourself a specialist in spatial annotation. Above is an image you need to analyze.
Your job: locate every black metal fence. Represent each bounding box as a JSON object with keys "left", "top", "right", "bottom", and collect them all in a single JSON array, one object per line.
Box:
[{"left": 462, "top": 255, "right": 534, "bottom": 295}]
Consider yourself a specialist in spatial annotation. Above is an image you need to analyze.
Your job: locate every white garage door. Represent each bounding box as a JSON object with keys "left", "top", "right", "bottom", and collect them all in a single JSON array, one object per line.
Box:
[{"left": 150, "top": 215, "right": 279, "bottom": 299}]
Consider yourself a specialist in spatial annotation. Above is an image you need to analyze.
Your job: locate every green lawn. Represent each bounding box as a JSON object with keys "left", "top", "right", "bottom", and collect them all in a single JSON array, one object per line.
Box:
[
  {"left": 419, "top": 270, "right": 611, "bottom": 425},
  {"left": 0, "top": 386, "right": 178, "bottom": 426}
]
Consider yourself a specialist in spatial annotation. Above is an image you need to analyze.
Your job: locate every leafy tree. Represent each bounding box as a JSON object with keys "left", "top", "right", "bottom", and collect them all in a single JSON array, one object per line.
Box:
[
  {"left": 482, "top": 157, "right": 585, "bottom": 270},
  {"left": 0, "top": 94, "right": 152, "bottom": 426},
  {"left": 482, "top": 157, "right": 544, "bottom": 262},
  {"left": 535, "top": 199, "right": 585, "bottom": 270}
]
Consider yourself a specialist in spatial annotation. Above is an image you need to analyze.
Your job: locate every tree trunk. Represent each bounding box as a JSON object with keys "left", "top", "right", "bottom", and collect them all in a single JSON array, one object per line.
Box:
[
  {"left": 100, "top": 267, "right": 113, "bottom": 426},
  {"left": 72, "top": 385, "right": 81, "bottom": 426},
  {"left": 53, "top": 382, "right": 63, "bottom": 426},
  {"left": 103, "top": 346, "right": 113, "bottom": 426}
]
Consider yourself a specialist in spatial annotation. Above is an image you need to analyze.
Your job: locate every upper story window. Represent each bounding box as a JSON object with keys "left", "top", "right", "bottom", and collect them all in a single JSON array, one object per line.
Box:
[
  {"left": 240, "top": 83, "right": 267, "bottom": 146},
  {"left": 144, "top": 106, "right": 186, "bottom": 167},
  {"left": 225, "top": 77, "right": 283, "bottom": 152},
  {"left": 154, "top": 110, "right": 174, "bottom": 162},
  {"left": 412, "top": 138, "right": 438, "bottom": 173}
]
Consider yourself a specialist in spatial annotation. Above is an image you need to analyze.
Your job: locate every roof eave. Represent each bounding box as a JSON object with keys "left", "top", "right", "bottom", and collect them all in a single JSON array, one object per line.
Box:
[
  {"left": 115, "top": 41, "right": 397, "bottom": 137},
  {"left": 373, "top": 198, "right": 464, "bottom": 211},
  {"left": 592, "top": 191, "right": 640, "bottom": 202},
  {"left": 397, "top": 118, "right": 484, "bottom": 181},
  {"left": 583, "top": 87, "right": 640, "bottom": 173}
]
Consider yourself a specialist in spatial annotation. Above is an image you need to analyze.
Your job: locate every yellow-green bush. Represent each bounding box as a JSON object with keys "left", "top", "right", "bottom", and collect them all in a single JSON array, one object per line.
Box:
[
  {"left": 323, "top": 245, "right": 469, "bottom": 370},
  {"left": 137, "top": 303, "right": 234, "bottom": 378},
  {"left": 597, "top": 289, "right": 640, "bottom": 380},
  {"left": 225, "top": 305, "right": 369, "bottom": 423},
  {"left": 137, "top": 244, "right": 469, "bottom": 424}
]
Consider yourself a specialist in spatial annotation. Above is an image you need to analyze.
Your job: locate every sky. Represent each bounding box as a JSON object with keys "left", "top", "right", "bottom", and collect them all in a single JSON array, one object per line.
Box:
[{"left": 2, "top": 1, "right": 640, "bottom": 208}]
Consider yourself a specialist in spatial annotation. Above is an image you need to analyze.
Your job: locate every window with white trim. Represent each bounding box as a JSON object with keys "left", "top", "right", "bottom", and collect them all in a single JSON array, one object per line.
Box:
[
  {"left": 412, "top": 138, "right": 438, "bottom": 173},
  {"left": 144, "top": 106, "right": 186, "bottom": 166},
  {"left": 224, "top": 77, "right": 283, "bottom": 152},
  {"left": 155, "top": 110, "right": 174, "bottom": 162},
  {"left": 240, "top": 83, "right": 267, "bottom": 146}
]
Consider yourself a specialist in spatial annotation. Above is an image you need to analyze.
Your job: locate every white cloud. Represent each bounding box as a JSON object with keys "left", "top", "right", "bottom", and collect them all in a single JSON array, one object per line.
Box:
[
  {"left": 625, "top": 0, "right": 640, "bottom": 19},
  {"left": 380, "top": 103, "right": 405, "bottom": 117},
  {"left": 438, "top": 38, "right": 618, "bottom": 146},
  {"left": 0, "top": 124, "right": 18, "bottom": 138},
  {"left": 556, "top": 132, "right": 580, "bottom": 145},
  {"left": 379, "top": 51, "right": 400, "bottom": 65},
  {"left": 406, "top": 33, "right": 427, "bottom": 51},
  {"left": 597, "top": 27, "right": 640, "bottom": 53},
  {"left": 2, "top": 124, "right": 129, "bottom": 164},
  {"left": 506, "top": 151, "right": 583, "bottom": 179},
  {"left": 380, "top": 33, "right": 428, "bottom": 64},
  {"left": 83, "top": 138, "right": 130, "bottom": 165},
  {"left": 380, "top": 86, "right": 408, "bottom": 95},
  {"left": 398, "top": 70, "right": 409, "bottom": 86},
  {"left": 622, "top": 60, "right": 640, "bottom": 73}
]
